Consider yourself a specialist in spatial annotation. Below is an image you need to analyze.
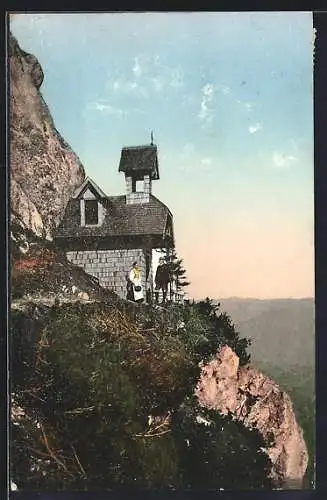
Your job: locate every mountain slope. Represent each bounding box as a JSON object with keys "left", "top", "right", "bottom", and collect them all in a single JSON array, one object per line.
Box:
[
  {"left": 218, "top": 298, "right": 315, "bottom": 368},
  {"left": 217, "top": 297, "right": 315, "bottom": 488}
]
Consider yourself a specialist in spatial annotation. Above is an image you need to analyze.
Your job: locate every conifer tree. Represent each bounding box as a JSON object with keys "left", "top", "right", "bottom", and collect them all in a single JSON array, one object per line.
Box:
[{"left": 161, "top": 247, "right": 190, "bottom": 299}]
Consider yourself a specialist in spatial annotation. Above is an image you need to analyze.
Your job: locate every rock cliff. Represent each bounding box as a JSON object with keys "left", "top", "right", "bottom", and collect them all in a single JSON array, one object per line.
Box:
[
  {"left": 10, "top": 34, "right": 85, "bottom": 240},
  {"left": 195, "top": 345, "right": 308, "bottom": 486}
]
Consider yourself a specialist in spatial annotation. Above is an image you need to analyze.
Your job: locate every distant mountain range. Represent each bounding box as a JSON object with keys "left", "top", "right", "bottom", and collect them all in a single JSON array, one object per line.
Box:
[{"left": 216, "top": 298, "right": 315, "bottom": 369}]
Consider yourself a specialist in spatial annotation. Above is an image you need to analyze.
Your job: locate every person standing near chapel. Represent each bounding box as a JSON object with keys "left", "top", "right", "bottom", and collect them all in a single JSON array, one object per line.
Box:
[
  {"left": 155, "top": 257, "right": 170, "bottom": 304},
  {"left": 129, "top": 261, "right": 144, "bottom": 303}
]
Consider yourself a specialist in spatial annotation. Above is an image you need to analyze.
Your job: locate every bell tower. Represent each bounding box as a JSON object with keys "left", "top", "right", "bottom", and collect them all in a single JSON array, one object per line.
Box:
[{"left": 118, "top": 134, "right": 160, "bottom": 205}]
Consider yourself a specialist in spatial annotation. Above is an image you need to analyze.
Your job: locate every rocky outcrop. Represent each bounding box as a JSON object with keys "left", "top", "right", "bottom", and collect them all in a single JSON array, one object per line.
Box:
[
  {"left": 195, "top": 346, "right": 308, "bottom": 486},
  {"left": 10, "top": 34, "right": 85, "bottom": 240}
]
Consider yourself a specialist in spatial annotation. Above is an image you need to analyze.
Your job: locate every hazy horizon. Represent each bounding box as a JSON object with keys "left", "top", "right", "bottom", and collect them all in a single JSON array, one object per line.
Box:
[
  {"left": 10, "top": 12, "right": 314, "bottom": 300},
  {"left": 201, "top": 296, "right": 315, "bottom": 301}
]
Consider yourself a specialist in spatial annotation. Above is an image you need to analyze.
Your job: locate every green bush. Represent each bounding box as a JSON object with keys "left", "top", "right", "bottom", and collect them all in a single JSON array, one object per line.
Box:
[
  {"left": 177, "top": 298, "right": 251, "bottom": 366},
  {"left": 171, "top": 395, "right": 273, "bottom": 490},
  {"left": 11, "top": 298, "right": 269, "bottom": 490}
]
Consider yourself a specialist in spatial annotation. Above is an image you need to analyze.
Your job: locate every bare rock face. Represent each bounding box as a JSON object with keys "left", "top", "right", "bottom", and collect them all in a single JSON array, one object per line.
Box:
[
  {"left": 10, "top": 34, "right": 85, "bottom": 240},
  {"left": 195, "top": 345, "right": 308, "bottom": 485}
]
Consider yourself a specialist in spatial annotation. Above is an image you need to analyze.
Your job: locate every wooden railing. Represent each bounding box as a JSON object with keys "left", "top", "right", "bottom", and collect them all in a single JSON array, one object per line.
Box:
[{"left": 151, "top": 289, "right": 185, "bottom": 304}]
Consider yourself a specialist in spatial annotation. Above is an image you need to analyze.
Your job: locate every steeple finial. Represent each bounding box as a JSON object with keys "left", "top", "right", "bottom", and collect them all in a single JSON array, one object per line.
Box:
[{"left": 150, "top": 130, "right": 154, "bottom": 146}]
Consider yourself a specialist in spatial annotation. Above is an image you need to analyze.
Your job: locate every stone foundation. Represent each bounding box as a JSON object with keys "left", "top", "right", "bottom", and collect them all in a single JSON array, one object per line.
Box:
[{"left": 66, "top": 248, "right": 150, "bottom": 299}]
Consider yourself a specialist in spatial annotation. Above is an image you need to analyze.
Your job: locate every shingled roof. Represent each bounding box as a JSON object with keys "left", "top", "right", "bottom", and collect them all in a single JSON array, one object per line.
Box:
[
  {"left": 118, "top": 145, "right": 159, "bottom": 180},
  {"left": 72, "top": 176, "right": 107, "bottom": 199},
  {"left": 54, "top": 194, "right": 172, "bottom": 241}
]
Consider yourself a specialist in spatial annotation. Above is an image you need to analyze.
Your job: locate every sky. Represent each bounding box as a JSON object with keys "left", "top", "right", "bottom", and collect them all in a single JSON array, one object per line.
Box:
[{"left": 10, "top": 12, "right": 314, "bottom": 299}]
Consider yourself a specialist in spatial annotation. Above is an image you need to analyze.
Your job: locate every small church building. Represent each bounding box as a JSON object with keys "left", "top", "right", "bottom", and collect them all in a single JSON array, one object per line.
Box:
[{"left": 54, "top": 141, "right": 177, "bottom": 302}]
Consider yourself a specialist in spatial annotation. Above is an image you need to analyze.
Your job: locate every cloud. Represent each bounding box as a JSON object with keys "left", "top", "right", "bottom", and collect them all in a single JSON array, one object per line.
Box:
[
  {"left": 109, "top": 79, "right": 147, "bottom": 97},
  {"left": 248, "top": 123, "right": 262, "bottom": 134},
  {"left": 237, "top": 98, "right": 256, "bottom": 113},
  {"left": 107, "top": 54, "right": 184, "bottom": 99},
  {"left": 151, "top": 76, "right": 165, "bottom": 92},
  {"left": 201, "top": 157, "right": 212, "bottom": 166},
  {"left": 199, "top": 101, "right": 208, "bottom": 120},
  {"left": 244, "top": 102, "right": 253, "bottom": 110},
  {"left": 170, "top": 67, "right": 184, "bottom": 88},
  {"left": 272, "top": 152, "right": 297, "bottom": 168},
  {"left": 104, "top": 54, "right": 184, "bottom": 105},
  {"left": 87, "top": 101, "right": 126, "bottom": 117},
  {"left": 216, "top": 84, "right": 230, "bottom": 95},
  {"left": 203, "top": 83, "right": 215, "bottom": 97},
  {"left": 151, "top": 62, "right": 184, "bottom": 92},
  {"left": 132, "top": 56, "right": 142, "bottom": 78},
  {"left": 198, "top": 83, "right": 215, "bottom": 124},
  {"left": 132, "top": 53, "right": 152, "bottom": 78}
]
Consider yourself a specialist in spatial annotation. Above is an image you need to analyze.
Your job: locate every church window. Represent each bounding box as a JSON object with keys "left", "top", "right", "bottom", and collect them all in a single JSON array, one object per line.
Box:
[{"left": 84, "top": 199, "right": 98, "bottom": 225}]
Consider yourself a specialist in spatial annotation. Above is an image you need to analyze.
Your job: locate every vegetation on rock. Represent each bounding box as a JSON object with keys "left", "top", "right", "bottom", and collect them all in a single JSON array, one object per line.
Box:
[
  {"left": 159, "top": 247, "right": 190, "bottom": 296},
  {"left": 11, "top": 247, "right": 272, "bottom": 490}
]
